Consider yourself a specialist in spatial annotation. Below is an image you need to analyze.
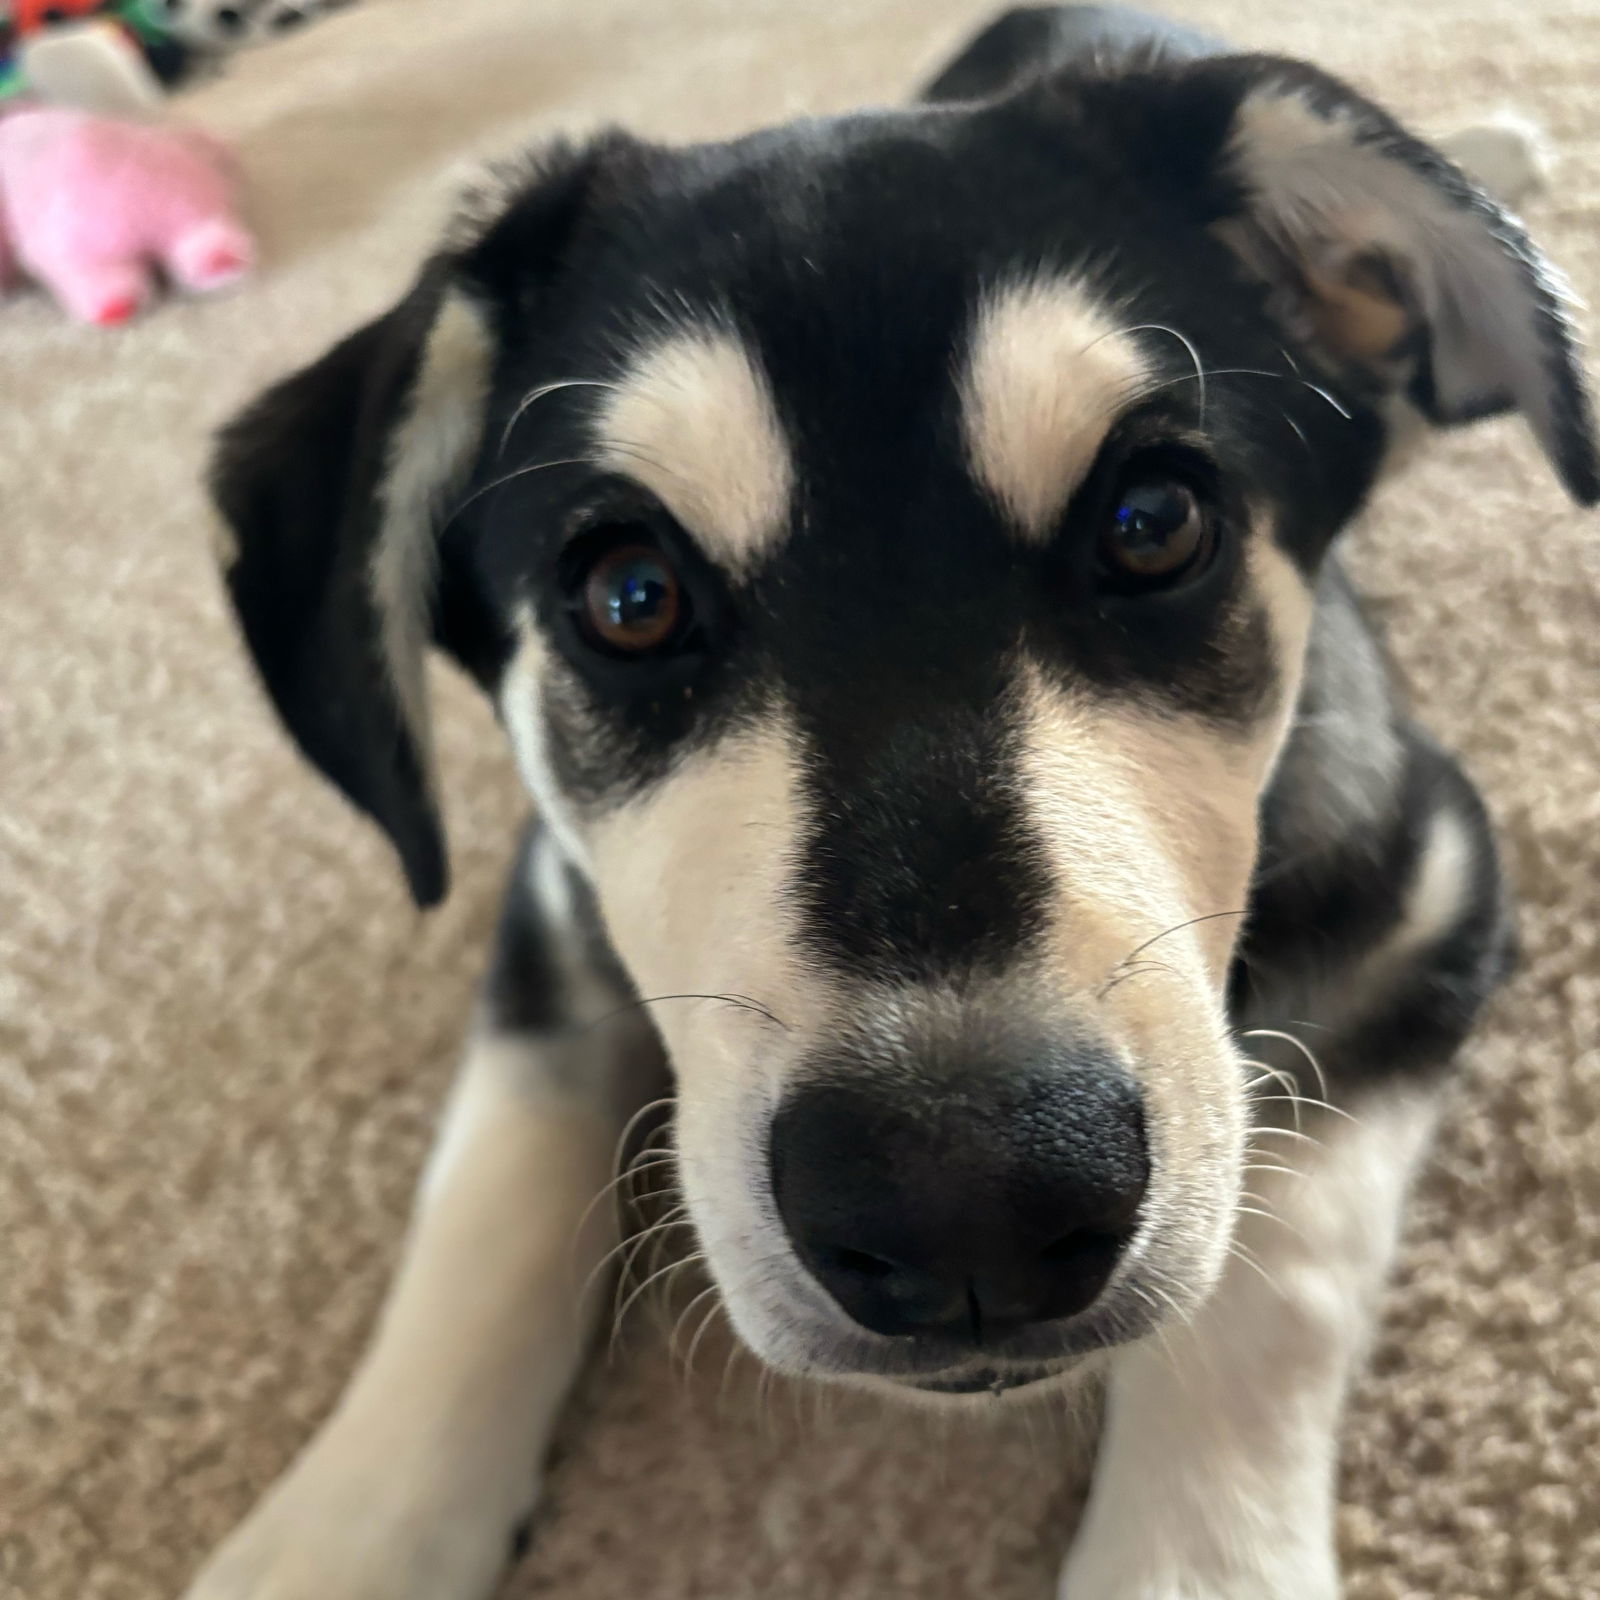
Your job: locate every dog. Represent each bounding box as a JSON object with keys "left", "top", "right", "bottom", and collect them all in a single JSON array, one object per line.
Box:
[{"left": 183, "top": 7, "right": 1597, "bottom": 1597}]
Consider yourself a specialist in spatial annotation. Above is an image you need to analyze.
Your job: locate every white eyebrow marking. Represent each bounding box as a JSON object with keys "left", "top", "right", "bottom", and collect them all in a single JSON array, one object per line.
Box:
[
  {"left": 960, "top": 277, "right": 1152, "bottom": 539},
  {"left": 594, "top": 329, "right": 794, "bottom": 569}
]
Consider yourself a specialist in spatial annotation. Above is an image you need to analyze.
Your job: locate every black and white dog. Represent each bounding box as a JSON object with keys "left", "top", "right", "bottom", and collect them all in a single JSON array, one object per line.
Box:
[{"left": 186, "top": 8, "right": 1596, "bottom": 1597}]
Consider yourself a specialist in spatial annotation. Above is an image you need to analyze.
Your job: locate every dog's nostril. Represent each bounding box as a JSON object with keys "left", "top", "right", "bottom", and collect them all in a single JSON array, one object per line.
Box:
[
  {"left": 1039, "top": 1228, "right": 1126, "bottom": 1268},
  {"left": 1030, "top": 1228, "right": 1131, "bottom": 1316},
  {"left": 830, "top": 1245, "right": 897, "bottom": 1280}
]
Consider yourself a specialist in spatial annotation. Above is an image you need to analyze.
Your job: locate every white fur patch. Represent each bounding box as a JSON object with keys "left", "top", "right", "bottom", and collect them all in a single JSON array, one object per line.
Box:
[
  {"left": 1345, "top": 801, "right": 1475, "bottom": 1021},
  {"left": 959, "top": 277, "right": 1150, "bottom": 538},
  {"left": 595, "top": 329, "right": 794, "bottom": 570},
  {"left": 498, "top": 616, "right": 594, "bottom": 877},
  {"left": 369, "top": 287, "right": 494, "bottom": 784}
]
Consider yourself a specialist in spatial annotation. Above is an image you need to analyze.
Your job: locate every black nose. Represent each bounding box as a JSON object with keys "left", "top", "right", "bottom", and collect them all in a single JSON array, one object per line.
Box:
[{"left": 771, "top": 1059, "right": 1148, "bottom": 1340}]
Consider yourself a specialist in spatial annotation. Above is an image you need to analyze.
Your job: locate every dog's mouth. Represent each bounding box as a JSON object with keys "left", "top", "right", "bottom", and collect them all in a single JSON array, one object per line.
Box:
[{"left": 895, "top": 1361, "right": 1069, "bottom": 1396}]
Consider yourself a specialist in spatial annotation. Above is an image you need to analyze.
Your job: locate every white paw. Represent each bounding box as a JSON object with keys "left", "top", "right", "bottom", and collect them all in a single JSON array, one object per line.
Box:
[
  {"left": 1058, "top": 1574, "right": 1336, "bottom": 1600},
  {"left": 182, "top": 1449, "right": 530, "bottom": 1600},
  {"left": 1058, "top": 1542, "right": 1340, "bottom": 1600},
  {"left": 1439, "top": 112, "right": 1555, "bottom": 209}
]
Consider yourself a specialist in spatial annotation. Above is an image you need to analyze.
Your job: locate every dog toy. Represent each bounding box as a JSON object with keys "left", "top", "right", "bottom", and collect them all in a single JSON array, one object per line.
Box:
[
  {"left": 0, "top": 3, "right": 193, "bottom": 100},
  {"left": 0, "top": 104, "right": 253, "bottom": 322},
  {"left": 144, "top": 0, "right": 352, "bottom": 52}
]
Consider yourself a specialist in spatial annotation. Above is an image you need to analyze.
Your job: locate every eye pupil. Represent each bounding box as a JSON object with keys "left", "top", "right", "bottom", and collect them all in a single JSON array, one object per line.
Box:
[{"left": 607, "top": 563, "right": 668, "bottom": 628}]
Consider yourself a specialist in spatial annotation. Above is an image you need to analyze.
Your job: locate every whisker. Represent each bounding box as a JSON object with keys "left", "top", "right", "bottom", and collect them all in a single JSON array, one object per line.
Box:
[
  {"left": 592, "top": 1206, "right": 691, "bottom": 1309},
  {"left": 1142, "top": 366, "right": 1353, "bottom": 420},
  {"left": 1088, "top": 322, "right": 1210, "bottom": 427},
  {"left": 1096, "top": 959, "right": 1179, "bottom": 1001},
  {"left": 1249, "top": 1125, "right": 1324, "bottom": 1150},
  {"left": 1238, "top": 1027, "right": 1355, "bottom": 1121},
  {"left": 1241, "top": 1159, "right": 1302, "bottom": 1182},
  {"left": 719, "top": 1333, "right": 752, "bottom": 1416},
  {"left": 1132, "top": 1262, "right": 1199, "bottom": 1330},
  {"left": 608, "top": 1207, "right": 691, "bottom": 1306},
  {"left": 613, "top": 1095, "right": 679, "bottom": 1169},
  {"left": 1248, "top": 1092, "right": 1357, "bottom": 1126},
  {"left": 576, "top": 991, "right": 789, "bottom": 1038},
  {"left": 445, "top": 456, "right": 592, "bottom": 528},
  {"left": 1098, "top": 909, "right": 1248, "bottom": 996},
  {"left": 1235, "top": 1201, "right": 1307, "bottom": 1242},
  {"left": 1227, "top": 1240, "right": 1287, "bottom": 1299},
  {"left": 569, "top": 1151, "right": 678, "bottom": 1285},
  {"left": 681, "top": 1292, "right": 728, "bottom": 1383},
  {"left": 1241, "top": 1060, "right": 1305, "bottom": 1132},
  {"left": 579, "top": 1148, "right": 677, "bottom": 1226},
  {"left": 609, "top": 1251, "right": 706, "bottom": 1360},
  {"left": 496, "top": 377, "right": 624, "bottom": 455},
  {"left": 668, "top": 1282, "right": 723, "bottom": 1371}
]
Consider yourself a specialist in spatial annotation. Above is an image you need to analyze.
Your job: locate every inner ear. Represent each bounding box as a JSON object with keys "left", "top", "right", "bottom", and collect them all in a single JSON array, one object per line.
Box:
[
  {"left": 1210, "top": 62, "right": 1600, "bottom": 504},
  {"left": 1297, "top": 247, "right": 1414, "bottom": 368}
]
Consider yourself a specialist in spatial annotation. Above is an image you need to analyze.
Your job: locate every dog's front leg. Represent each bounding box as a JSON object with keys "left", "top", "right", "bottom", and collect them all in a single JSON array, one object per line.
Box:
[
  {"left": 1059, "top": 1090, "right": 1439, "bottom": 1600},
  {"left": 185, "top": 824, "right": 661, "bottom": 1600}
]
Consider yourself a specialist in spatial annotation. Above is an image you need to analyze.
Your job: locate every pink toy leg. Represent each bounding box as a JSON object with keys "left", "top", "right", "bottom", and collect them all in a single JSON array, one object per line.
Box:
[
  {"left": 162, "top": 216, "right": 254, "bottom": 294},
  {"left": 32, "top": 252, "right": 154, "bottom": 325}
]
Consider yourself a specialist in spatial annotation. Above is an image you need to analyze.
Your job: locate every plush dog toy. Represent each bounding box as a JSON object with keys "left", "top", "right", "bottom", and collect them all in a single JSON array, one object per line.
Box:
[{"left": 0, "top": 104, "right": 253, "bottom": 323}]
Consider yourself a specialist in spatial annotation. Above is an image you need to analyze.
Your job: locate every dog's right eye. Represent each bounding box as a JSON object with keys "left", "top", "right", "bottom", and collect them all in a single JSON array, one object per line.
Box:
[{"left": 564, "top": 529, "right": 692, "bottom": 658}]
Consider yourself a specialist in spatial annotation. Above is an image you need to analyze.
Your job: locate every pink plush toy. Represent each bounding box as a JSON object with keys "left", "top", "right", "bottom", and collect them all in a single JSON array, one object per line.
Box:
[{"left": 0, "top": 105, "right": 254, "bottom": 324}]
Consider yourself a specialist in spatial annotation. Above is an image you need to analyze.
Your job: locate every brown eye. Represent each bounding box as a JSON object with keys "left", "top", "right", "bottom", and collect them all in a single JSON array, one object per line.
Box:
[
  {"left": 1098, "top": 477, "right": 1212, "bottom": 588},
  {"left": 579, "top": 539, "right": 685, "bottom": 654}
]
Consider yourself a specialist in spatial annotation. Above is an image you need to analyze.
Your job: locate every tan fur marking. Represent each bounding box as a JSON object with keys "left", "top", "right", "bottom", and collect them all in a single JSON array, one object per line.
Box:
[
  {"left": 582, "top": 718, "right": 822, "bottom": 1051},
  {"left": 1303, "top": 257, "right": 1412, "bottom": 363},
  {"left": 370, "top": 287, "right": 494, "bottom": 781},
  {"left": 960, "top": 277, "right": 1150, "bottom": 538},
  {"left": 595, "top": 330, "right": 794, "bottom": 569}
]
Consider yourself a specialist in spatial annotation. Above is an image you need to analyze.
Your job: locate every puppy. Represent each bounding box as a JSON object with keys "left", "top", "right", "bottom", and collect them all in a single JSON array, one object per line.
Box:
[{"left": 186, "top": 7, "right": 1596, "bottom": 1597}]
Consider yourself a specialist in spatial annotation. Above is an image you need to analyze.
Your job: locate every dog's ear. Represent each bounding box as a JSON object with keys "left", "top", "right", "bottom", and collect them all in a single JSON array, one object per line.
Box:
[
  {"left": 1192, "top": 59, "right": 1599, "bottom": 503},
  {"left": 212, "top": 139, "right": 620, "bottom": 907}
]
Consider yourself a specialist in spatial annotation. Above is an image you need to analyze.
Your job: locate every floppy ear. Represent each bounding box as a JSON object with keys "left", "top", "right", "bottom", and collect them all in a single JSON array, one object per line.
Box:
[
  {"left": 1203, "top": 59, "right": 1600, "bottom": 503},
  {"left": 211, "top": 140, "right": 615, "bottom": 907}
]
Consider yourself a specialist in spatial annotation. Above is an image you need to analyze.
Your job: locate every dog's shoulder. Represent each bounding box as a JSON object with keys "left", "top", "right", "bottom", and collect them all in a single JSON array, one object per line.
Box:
[{"left": 1236, "top": 563, "right": 1515, "bottom": 1088}]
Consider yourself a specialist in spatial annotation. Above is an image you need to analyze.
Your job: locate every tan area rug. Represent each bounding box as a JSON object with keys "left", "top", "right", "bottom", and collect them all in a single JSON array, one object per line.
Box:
[{"left": 3, "top": 1, "right": 1598, "bottom": 1595}]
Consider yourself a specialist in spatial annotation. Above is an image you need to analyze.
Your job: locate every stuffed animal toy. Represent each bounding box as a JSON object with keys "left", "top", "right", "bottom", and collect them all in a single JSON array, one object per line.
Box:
[
  {"left": 0, "top": 2, "right": 194, "bottom": 97},
  {"left": 0, "top": 105, "right": 253, "bottom": 322},
  {"left": 145, "top": 0, "right": 351, "bottom": 50}
]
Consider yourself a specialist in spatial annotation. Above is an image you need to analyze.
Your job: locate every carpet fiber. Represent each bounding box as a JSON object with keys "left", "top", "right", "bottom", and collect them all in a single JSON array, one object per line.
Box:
[{"left": 3, "top": 1, "right": 1598, "bottom": 1596}]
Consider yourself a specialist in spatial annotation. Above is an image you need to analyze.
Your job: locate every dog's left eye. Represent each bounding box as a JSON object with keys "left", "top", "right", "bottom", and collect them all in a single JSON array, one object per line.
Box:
[
  {"left": 1097, "top": 475, "right": 1214, "bottom": 590},
  {"left": 568, "top": 531, "right": 690, "bottom": 656}
]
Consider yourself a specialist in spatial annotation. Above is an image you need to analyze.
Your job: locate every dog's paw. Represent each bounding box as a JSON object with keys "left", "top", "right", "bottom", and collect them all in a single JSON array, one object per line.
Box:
[
  {"left": 1057, "top": 1539, "right": 1340, "bottom": 1600},
  {"left": 1058, "top": 1573, "right": 1337, "bottom": 1600},
  {"left": 181, "top": 1449, "right": 531, "bottom": 1600},
  {"left": 1439, "top": 112, "right": 1555, "bottom": 209}
]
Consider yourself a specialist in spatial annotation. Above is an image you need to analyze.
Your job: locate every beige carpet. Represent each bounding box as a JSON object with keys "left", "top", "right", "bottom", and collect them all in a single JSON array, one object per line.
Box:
[{"left": 3, "top": 0, "right": 1598, "bottom": 1595}]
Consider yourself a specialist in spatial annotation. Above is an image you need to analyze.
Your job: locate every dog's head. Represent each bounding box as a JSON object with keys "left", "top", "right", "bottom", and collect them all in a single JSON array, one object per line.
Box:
[{"left": 213, "top": 49, "right": 1595, "bottom": 1396}]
